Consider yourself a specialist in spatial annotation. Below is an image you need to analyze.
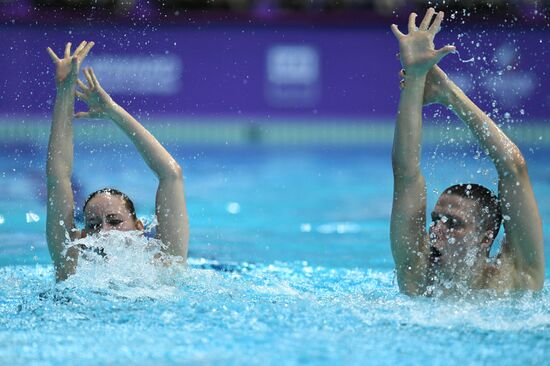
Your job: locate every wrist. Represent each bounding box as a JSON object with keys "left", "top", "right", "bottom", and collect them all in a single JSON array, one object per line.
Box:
[
  {"left": 56, "top": 81, "right": 76, "bottom": 94},
  {"left": 403, "top": 73, "right": 427, "bottom": 91},
  {"left": 403, "top": 65, "right": 430, "bottom": 79},
  {"left": 105, "top": 101, "right": 122, "bottom": 120},
  {"left": 404, "top": 72, "right": 427, "bottom": 81}
]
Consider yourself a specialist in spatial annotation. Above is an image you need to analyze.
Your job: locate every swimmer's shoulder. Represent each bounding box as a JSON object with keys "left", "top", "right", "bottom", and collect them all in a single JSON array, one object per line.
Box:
[{"left": 481, "top": 237, "right": 526, "bottom": 290}]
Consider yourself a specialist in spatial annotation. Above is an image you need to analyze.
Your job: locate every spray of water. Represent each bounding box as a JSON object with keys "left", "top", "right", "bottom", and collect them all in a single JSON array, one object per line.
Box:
[
  {"left": 60, "top": 230, "right": 187, "bottom": 300},
  {"left": 453, "top": 49, "right": 475, "bottom": 63}
]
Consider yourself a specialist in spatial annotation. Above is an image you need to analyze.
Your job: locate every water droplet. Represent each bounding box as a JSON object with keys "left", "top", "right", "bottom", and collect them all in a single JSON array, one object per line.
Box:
[
  {"left": 26, "top": 212, "right": 40, "bottom": 223},
  {"left": 226, "top": 202, "right": 241, "bottom": 214},
  {"left": 300, "top": 223, "right": 312, "bottom": 233}
]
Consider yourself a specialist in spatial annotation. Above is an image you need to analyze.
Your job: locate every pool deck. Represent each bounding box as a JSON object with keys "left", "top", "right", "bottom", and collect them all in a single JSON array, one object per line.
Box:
[{"left": 1, "top": 117, "right": 549, "bottom": 146}]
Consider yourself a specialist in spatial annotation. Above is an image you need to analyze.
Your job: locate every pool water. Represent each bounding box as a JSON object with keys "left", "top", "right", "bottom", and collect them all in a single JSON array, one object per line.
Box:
[{"left": 1, "top": 139, "right": 550, "bottom": 365}]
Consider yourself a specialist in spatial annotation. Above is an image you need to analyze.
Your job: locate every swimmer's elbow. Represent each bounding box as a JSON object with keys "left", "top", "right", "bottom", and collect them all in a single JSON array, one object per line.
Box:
[
  {"left": 161, "top": 161, "right": 183, "bottom": 180},
  {"left": 392, "top": 153, "right": 421, "bottom": 180},
  {"left": 391, "top": 149, "right": 404, "bottom": 172},
  {"left": 46, "top": 160, "right": 72, "bottom": 180},
  {"left": 503, "top": 147, "right": 528, "bottom": 178},
  {"left": 170, "top": 163, "right": 183, "bottom": 179}
]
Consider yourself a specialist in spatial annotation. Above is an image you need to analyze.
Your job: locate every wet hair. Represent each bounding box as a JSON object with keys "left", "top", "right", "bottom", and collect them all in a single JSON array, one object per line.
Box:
[
  {"left": 443, "top": 183, "right": 502, "bottom": 240},
  {"left": 83, "top": 188, "right": 137, "bottom": 221}
]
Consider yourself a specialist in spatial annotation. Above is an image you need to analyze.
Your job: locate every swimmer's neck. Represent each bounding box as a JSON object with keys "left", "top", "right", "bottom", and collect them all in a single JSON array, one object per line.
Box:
[{"left": 432, "top": 257, "right": 488, "bottom": 290}]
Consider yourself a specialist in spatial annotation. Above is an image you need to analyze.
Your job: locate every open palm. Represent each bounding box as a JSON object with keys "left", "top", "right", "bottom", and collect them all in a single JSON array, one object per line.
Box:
[
  {"left": 391, "top": 8, "right": 455, "bottom": 76},
  {"left": 75, "top": 67, "right": 116, "bottom": 119},
  {"left": 47, "top": 41, "right": 94, "bottom": 87}
]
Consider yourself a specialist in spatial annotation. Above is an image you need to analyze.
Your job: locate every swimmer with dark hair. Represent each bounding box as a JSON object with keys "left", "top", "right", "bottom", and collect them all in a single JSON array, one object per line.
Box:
[
  {"left": 46, "top": 42, "right": 189, "bottom": 281},
  {"left": 390, "top": 9, "right": 544, "bottom": 295}
]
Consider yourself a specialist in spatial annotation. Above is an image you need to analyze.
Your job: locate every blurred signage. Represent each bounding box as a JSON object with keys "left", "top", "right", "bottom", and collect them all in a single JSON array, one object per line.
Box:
[
  {"left": 0, "top": 26, "right": 548, "bottom": 119},
  {"left": 87, "top": 55, "right": 182, "bottom": 95},
  {"left": 265, "top": 45, "right": 320, "bottom": 108}
]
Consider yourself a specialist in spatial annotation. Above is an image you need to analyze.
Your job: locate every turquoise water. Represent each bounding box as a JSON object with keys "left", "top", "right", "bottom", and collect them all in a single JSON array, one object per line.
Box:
[{"left": 1, "top": 140, "right": 550, "bottom": 365}]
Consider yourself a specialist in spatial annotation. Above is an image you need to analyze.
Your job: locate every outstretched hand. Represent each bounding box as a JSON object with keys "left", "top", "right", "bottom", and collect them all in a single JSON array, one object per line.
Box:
[
  {"left": 75, "top": 67, "right": 117, "bottom": 119},
  {"left": 391, "top": 8, "right": 455, "bottom": 76},
  {"left": 47, "top": 41, "right": 94, "bottom": 88}
]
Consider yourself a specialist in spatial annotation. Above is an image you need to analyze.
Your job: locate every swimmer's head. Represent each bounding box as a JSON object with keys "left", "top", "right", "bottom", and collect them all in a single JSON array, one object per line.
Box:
[
  {"left": 82, "top": 188, "right": 144, "bottom": 236},
  {"left": 429, "top": 184, "right": 502, "bottom": 266}
]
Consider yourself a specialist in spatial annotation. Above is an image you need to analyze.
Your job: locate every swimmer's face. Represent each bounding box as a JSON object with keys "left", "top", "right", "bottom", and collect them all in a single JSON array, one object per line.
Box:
[
  {"left": 84, "top": 193, "right": 143, "bottom": 235},
  {"left": 429, "top": 193, "right": 489, "bottom": 265}
]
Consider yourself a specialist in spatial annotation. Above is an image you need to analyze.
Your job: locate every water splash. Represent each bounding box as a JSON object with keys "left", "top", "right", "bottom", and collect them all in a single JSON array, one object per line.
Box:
[
  {"left": 61, "top": 230, "right": 186, "bottom": 300},
  {"left": 453, "top": 49, "right": 475, "bottom": 63},
  {"left": 2, "top": 256, "right": 550, "bottom": 365}
]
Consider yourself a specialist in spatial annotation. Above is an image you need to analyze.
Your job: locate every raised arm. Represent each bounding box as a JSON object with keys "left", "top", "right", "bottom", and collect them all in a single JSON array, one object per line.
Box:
[
  {"left": 426, "top": 66, "right": 544, "bottom": 290},
  {"left": 46, "top": 41, "right": 94, "bottom": 281},
  {"left": 390, "top": 9, "right": 456, "bottom": 295},
  {"left": 75, "top": 68, "right": 189, "bottom": 260}
]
